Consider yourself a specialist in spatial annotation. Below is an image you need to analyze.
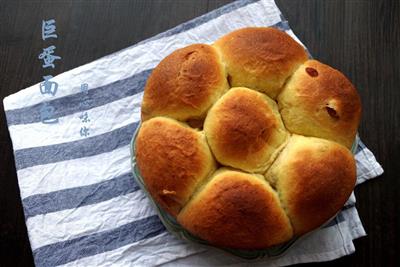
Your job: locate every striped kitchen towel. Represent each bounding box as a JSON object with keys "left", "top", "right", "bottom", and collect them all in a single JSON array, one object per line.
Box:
[{"left": 3, "top": 0, "right": 383, "bottom": 266}]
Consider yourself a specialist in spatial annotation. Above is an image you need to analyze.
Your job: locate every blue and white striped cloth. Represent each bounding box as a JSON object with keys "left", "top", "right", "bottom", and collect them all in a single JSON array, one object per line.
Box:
[{"left": 3, "top": 0, "right": 383, "bottom": 266}]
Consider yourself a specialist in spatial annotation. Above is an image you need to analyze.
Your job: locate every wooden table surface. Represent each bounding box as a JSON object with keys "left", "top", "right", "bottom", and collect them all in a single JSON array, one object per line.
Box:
[{"left": 0, "top": 0, "right": 399, "bottom": 266}]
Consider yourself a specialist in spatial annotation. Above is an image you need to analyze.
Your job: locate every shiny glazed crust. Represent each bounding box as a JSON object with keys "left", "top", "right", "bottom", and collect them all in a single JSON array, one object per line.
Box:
[
  {"left": 177, "top": 169, "right": 293, "bottom": 249},
  {"left": 265, "top": 135, "right": 357, "bottom": 235},
  {"left": 204, "top": 87, "right": 288, "bottom": 172},
  {"left": 213, "top": 27, "right": 308, "bottom": 98},
  {"left": 135, "top": 27, "right": 361, "bottom": 250},
  {"left": 141, "top": 44, "right": 229, "bottom": 122},
  {"left": 135, "top": 117, "right": 216, "bottom": 216},
  {"left": 277, "top": 60, "right": 362, "bottom": 148}
]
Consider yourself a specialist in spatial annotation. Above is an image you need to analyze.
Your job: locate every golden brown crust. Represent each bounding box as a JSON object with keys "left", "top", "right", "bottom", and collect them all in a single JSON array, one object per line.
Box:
[
  {"left": 178, "top": 169, "right": 293, "bottom": 249},
  {"left": 277, "top": 60, "right": 362, "bottom": 148},
  {"left": 213, "top": 27, "right": 308, "bottom": 98},
  {"left": 141, "top": 44, "right": 229, "bottom": 121},
  {"left": 265, "top": 135, "right": 356, "bottom": 235},
  {"left": 135, "top": 117, "right": 216, "bottom": 217},
  {"left": 135, "top": 28, "right": 362, "bottom": 250},
  {"left": 204, "top": 87, "right": 288, "bottom": 172}
]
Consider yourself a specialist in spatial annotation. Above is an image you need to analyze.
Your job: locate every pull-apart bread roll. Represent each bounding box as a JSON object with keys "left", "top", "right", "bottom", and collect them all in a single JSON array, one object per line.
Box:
[
  {"left": 135, "top": 117, "right": 216, "bottom": 217},
  {"left": 265, "top": 135, "right": 356, "bottom": 235},
  {"left": 135, "top": 26, "right": 361, "bottom": 251},
  {"left": 204, "top": 87, "right": 288, "bottom": 173},
  {"left": 277, "top": 60, "right": 362, "bottom": 148},
  {"left": 213, "top": 27, "right": 308, "bottom": 98},
  {"left": 141, "top": 44, "right": 229, "bottom": 122},
  {"left": 178, "top": 169, "right": 293, "bottom": 249}
]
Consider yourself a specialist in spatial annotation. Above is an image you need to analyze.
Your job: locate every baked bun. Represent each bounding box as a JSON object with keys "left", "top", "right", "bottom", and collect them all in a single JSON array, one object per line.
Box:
[
  {"left": 277, "top": 60, "right": 362, "bottom": 148},
  {"left": 135, "top": 117, "right": 216, "bottom": 216},
  {"left": 213, "top": 27, "right": 308, "bottom": 98},
  {"left": 177, "top": 169, "right": 293, "bottom": 249},
  {"left": 135, "top": 27, "right": 361, "bottom": 250},
  {"left": 204, "top": 87, "right": 288, "bottom": 172},
  {"left": 141, "top": 44, "right": 229, "bottom": 122},
  {"left": 265, "top": 135, "right": 357, "bottom": 235}
]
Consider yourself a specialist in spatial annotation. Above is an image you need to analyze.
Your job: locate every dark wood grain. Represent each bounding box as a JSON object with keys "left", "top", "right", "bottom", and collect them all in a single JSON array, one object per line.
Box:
[{"left": 0, "top": 0, "right": 399, "bottom": 266}]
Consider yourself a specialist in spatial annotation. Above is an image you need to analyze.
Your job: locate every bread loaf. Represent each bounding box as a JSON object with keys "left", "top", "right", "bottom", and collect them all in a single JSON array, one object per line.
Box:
[
  {"left": 141, "top": 44, "right": 229, "bottom": 122},
  {"left": 178, "top": 169, "right": 293, "bottom": 249},
  {"left": 264, "top": 135, "right": 356, "bottom": 235},
  {"left": 213, "top": 27, "right": 308, "bottom": 98},
  {"left": 135, "top": 117, "right": 216, "bottom": 216},
  {"left": 204, "top": 87, "right": 288, "bottom": 172},
  {"left": 135, "top": 27, "right": 361, "bottom": 250},
  {"left": 277, "top": 60, "right": 362, "bottom": 148}
]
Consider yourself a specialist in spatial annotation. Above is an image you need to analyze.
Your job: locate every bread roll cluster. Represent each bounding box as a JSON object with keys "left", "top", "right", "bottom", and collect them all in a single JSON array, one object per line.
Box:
[{"left": 136, "top": 27, "right": 361, "bottom": 250}]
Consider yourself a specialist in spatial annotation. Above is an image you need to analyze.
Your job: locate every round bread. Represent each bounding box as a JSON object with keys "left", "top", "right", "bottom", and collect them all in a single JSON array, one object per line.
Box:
[
  {"left": 177, "top": 169, "right": 293, "bottom": 249},
  {"left": 204, "top": 87, "right": 288, "bottom": 173},
  {"left": 265, "top": 135, "right": 357, "bottom": 235},
  {"left": 213, "top": 27, "right": 308, "bottom": 98},
  {"left": 141, "top": 44, "right": 229, "bottom": 122},
  {"left": 135, "top": 27, "right": 361, "bottom": 251},
  {"left": 277, "top": 60, "right": 362, "bottom": 148},
  {"left": 135, "top": 117, "right": 216, "bottom": 216}
]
